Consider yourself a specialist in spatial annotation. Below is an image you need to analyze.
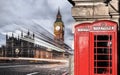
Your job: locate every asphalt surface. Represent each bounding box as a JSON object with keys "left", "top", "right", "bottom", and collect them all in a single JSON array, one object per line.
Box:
[{"left": 0, "top": 62, "right": 68, "bottom": 75}]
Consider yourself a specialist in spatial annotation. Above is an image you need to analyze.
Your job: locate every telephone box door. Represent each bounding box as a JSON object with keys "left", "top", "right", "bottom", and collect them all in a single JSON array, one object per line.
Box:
[
  {"left": 74, "top": 23, "right": 90, "bottom": 75},
  {"left": 90, "top": 32, "right": 117, "bottom": 75}
]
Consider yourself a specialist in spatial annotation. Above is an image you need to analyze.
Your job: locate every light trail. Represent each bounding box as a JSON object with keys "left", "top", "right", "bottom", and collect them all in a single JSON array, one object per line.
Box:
[
  {"left": 0, "top": 57, "right": 68, "bottom": 63},
  {"left": 26, "top": 72, "right": 39, "bottom": 75}
]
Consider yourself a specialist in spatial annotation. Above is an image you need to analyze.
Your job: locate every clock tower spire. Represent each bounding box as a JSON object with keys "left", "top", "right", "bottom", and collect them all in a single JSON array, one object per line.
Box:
[{"left": 54, "top": 8, "right": 64, "bottom": 42}]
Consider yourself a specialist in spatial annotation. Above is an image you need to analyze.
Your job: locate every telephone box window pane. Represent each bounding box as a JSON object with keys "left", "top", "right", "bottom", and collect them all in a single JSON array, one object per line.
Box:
[
  {"left": 97, "top": 55, "right": 109, "bottom": 60},
  {"left": 97, "top": 68, "right": 108, "bottom": 74},
  {"left": 97, "top": 61, "right": 109, "bottom": 67},
  {"left": 97, "top": 42, "right": 108, "bottom": 47},
  {"left": 110, "top": 35, "right": 112, "bottom": 40},
  {"left": 97, "top": 35, "right": 109, "bottom": 40},
  {"left": 110, "top": 55, "right": 112, "bottom": 60},
  {"left": 97, "top": 48, "right": 109, "bottom": 54}
]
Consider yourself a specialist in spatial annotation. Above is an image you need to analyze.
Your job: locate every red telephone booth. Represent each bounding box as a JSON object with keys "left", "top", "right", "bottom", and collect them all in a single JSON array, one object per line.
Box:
[{"left": 74, "top": 20, "right": 117, "bottom": 75}]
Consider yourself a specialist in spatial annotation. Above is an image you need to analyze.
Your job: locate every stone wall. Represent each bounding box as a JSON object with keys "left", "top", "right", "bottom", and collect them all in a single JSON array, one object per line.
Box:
[{"left": 72, "top": 0, "right": 119, "bottom": 23}]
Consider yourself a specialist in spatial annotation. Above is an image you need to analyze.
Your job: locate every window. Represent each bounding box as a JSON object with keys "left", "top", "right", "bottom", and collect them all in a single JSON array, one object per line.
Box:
[{"left": 94, "top": 35, "right": 112, "bottom": 74}]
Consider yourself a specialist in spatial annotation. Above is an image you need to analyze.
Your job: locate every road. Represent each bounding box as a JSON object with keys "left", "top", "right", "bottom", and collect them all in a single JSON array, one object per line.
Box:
[{"left": 0, "top": 62, "right": 68, "bottom": 75}]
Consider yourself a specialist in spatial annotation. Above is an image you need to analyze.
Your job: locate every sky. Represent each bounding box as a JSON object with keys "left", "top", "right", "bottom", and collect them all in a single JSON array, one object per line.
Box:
[{"left": 0, "top": 0, "right": 75, "bottom": 48}]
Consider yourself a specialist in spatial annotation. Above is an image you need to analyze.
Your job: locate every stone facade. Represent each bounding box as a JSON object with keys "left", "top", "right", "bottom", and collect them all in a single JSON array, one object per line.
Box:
[{"left": 72, "top": 0, "right": 119, "bottom": 26}]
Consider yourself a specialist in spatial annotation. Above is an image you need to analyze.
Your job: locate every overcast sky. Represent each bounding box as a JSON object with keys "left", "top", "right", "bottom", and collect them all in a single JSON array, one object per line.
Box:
[{"left": 0, "top": 0, "right": 75, "bottom": 48}]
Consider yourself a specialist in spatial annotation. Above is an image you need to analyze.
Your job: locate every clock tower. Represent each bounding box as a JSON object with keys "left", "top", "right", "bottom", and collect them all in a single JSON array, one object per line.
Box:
[{"left": 54, "top": 9, "right": 64, "bottom": 42}]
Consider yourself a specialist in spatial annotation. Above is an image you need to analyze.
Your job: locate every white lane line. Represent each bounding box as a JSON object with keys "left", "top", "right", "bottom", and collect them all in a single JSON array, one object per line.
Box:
[
  {"left": 26, "top": 72, "right": 39, "bottom": 75},
  {"left": 0, "top": 65, "right": 28, "bottom": 68}
]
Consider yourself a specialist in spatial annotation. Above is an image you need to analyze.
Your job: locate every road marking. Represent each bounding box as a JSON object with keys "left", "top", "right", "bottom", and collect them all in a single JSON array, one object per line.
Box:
[
  {"left": 26, "top": 72, "right": 39, "bottom": 75},
  {"left": 0, "top": 65, "right": 28, "bottom": 68}
]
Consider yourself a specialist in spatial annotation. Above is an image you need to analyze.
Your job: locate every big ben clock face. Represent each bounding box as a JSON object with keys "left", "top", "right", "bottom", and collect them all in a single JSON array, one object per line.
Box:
[{"left": 55, "top": 26, "right": 60, "bottom": 31}]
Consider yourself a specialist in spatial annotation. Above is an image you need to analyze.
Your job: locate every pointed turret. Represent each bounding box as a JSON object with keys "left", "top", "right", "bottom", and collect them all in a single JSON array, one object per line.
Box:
[
  {"left": 27, "top": 30, "right": 30, "bottom": 36},
  {"left": 6, "top": 34, "right": 8, "bottom": 39},
  {"left": 18, "top": 35, "right": 19, "bottom": 40},
  {"left": 57, "top": 8, "right": 61, "bottom": 18},
  {"left": 12, "top": 33, "right": 14, "bottom": 37},
  {"left": 21, "top": 31, "right": 23, "bottom": 37},
  {"left": 33, "top": 33, "right": 35, "bottom": 39},
  {"left": 56, "top": 8, "right": 62, "bottom": 22}
]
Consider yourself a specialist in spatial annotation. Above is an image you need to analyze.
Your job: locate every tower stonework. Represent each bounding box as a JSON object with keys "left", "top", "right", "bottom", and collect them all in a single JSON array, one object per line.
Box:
[{"left": 54, "top": 9, "right": 64, "bottom": 42}]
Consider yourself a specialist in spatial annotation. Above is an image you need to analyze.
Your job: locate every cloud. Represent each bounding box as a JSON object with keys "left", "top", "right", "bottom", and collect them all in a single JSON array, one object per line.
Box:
[{"left": 0, "top": 0, "right": 75, "bottom": 48}]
